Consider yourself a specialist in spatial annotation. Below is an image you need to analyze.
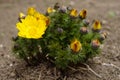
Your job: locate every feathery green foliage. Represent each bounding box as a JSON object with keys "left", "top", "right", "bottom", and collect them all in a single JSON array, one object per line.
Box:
[{"left": 12, "top": 3, "right": 107, "bottom": 69}]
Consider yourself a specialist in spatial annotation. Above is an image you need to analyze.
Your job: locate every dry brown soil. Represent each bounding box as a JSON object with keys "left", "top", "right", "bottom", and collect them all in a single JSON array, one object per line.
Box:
[{"left": 0, "top": 0, "right": 120, "bottom": 80}]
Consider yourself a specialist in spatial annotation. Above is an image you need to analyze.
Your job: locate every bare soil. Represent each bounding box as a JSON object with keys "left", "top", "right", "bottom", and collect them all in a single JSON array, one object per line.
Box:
[{"left": 0, "top": 0, "right": 120, "bottom": 80}]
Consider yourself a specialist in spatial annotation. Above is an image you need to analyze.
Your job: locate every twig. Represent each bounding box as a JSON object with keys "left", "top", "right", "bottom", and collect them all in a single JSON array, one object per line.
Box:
[
  {"left": 77, "top": 66, "right": 88, "bottom": 71},
  {"left": 43, "top": 76, "right": 55, "bottom": 79},
  {"left": 102, "top": 63, "right": 120, "bottom": 71},
  {"left": 68, "top": 66, "right": 87, "bottom": 71},
  {"left": 54, "top": 67, "right": 57, "bottom": 80},
  {"left": 68, "top": 66, "right": 77, "bottom": 71},
  {"left": 83, "top": 63, "right": 102, "bottom": 78},
  {"left": 75, "top": 76, "right": 82, "bottom": 80},
  {"left": 68, "top": 64, "right": 102, "bottom": 78},
  {"left": 111, "top": 64, "right": 120, "bottom": 70},
  {"left": 84, "top": 63, "right": 101, "bottom": 78},
  {"left": 38, "top": 70, "right": 42, "bottom": 80},
  {"left": 14, "top": 69, "right": 24, "bottom": 78},
  {"left": 63, "top": 76, "right": 67, "bottom": 80}
]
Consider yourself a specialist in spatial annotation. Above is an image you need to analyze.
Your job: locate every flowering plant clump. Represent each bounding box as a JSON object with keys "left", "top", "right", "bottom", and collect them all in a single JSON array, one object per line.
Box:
[{"left": 13, "top": 4, "right": 107, "bottom": 69}]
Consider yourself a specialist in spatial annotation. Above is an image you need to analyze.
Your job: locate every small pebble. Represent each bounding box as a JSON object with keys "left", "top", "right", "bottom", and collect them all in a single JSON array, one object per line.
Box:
[
  {"left": 118, "top": 75, "right": 120, "bottom": 78},
  {"left": 69, "top": 1, "right": 75, "bottom": 6},
  {"left": 0, "top": 44, "right": 3, "bottom": 48},
  {"left": 93, "top": 57, "right": 101, "bottom": 64},
  {"left": 6, "top": 55, "right": 10, "bottom": 58},
  {"left": 102, "top": 20, "right": 108, "bottom": 25},
  {"left": 10, "top": 72, "right": 16, "bottom": 77},
  {"left": 9, "top": 63, "right": 13, "bottom": 67},
  {"left": 100, "top": 44, "right": 104, "bottom": 49}
]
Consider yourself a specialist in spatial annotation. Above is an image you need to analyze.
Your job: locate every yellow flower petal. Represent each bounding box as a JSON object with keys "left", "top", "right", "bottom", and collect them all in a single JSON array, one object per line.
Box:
[
  {"left": 27, "top": 7, "right": 36, "bottom": 15},
  {"left": 79, "top": 9, "right": 87, "bottom": 19},
  {"left": 93, "top": 20, "right": 101, "bottom": 30},
  {"left": 70, "top": 39, "right": 82, "bottom": 52},
  {"left": 34, "top": 12, "right": 50, "bottom": 26},
  {"left": 19, "top": 12, "right": 25, "bottom": 18},
  {"left": 70, "top": 9, "right": 78, "bottom": 17},
  {"left": 47, "top": 7, "right": 56, "bottom": 14}
]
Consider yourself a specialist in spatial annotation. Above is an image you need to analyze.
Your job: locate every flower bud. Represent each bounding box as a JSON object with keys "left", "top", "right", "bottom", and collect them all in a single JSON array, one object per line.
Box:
[
  {"left": 92, "top": 20, "right": 102, "bottom": 32},
  {"left": 47, "top": 7, "right": 56, "bottom": 14},
  {"left": 13, "top": 43, "right": 19, "bottom": 50},
  {"left": 18, "top": 12, "right": 25, "bottom": 22},
  {"left": 12, "top": 36, "right": 18, "bottom": 41},
  {"left": 45, "top": 18, "right": 50, "bottom": 26},
  {"left": 99, "top": 32, "right": 107, "bottom": 41},
  {"left": 67, "top": 6, "right": 72, "bottom": 11},
  {"left": 70, "top": 39, "right": 82, "bottom": 53},
  {"left": 54, "top": 3, "right": 60, "bottom": 10},
  {"left": 91, "top": 39, "right": 100, "bottom": 49},
  {"left": 83, "top": 19, "right": 90, "bottom": 26},
  {"left": 80, "top": 27, "right": 88, "bottom": 34},
  {"left": 57, "top": 27, "right": 63, "bottom": 33},
  {"left": 79, "top": 9, "right": 87, "bottom": 19},
  {"left": 70, "top": 9, "right": 78, "bottom": 17},
  {"left": 59, "top": 6, "right": 67, "bottom": 13}
]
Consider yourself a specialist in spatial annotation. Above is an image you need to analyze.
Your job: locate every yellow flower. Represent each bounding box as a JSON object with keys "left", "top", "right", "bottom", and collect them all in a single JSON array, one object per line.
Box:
[
  {"left": 70, "top": 39, "right": 82, "bottom": 52},
  {"left": 70, "top": 9, "right": 78, "bottom": 17},
  {"left": 47, "top": 7, "right": 56, "bottom": 14},
  {"left": 79, "top": 9, "right": 87, "bottom": 19},
  {"left": 16, "top": 15, "right": 47, "bottom": 39},
  {"left": 27, "top": 7, "right": 36, "bottom": 15},
  {"left": 92, "top": 20, "right": 101, "bottom": 30}
]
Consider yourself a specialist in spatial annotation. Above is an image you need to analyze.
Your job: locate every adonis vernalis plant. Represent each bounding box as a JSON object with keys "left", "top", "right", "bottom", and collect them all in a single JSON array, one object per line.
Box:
[{"left": 12, "top": 3, "right": 107, "bottom": 69}]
